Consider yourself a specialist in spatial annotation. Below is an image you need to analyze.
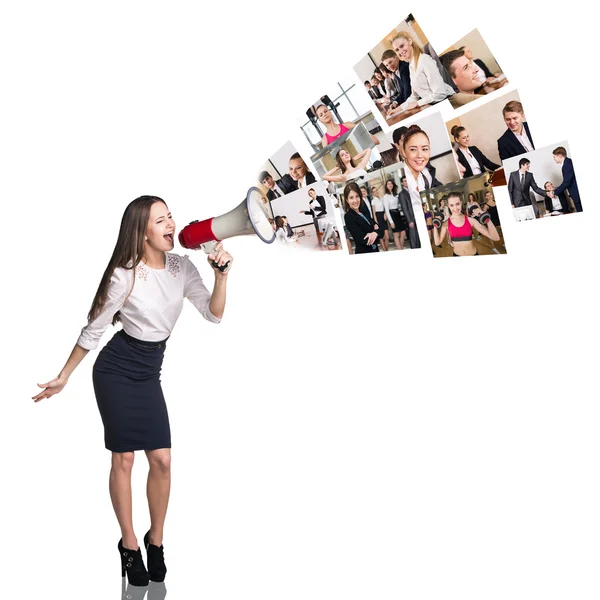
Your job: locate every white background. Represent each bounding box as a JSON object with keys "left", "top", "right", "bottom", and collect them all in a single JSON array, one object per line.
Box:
[{"left": 1, "top": 1, "right": 598, "bottom": 599}]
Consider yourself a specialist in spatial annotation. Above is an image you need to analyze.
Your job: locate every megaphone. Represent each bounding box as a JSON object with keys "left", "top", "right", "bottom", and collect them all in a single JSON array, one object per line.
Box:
[{"left": 178, "top": 186, "right": 275, "bottom": 272}]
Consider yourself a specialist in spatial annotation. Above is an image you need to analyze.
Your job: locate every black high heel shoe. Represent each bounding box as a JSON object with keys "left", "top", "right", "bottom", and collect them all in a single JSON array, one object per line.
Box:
[
  {"left": 118, "top": 538, "right": 150, "bottom": 586},
  {"left": 143, "top": 530, "right": 167, "bottom": 582}
]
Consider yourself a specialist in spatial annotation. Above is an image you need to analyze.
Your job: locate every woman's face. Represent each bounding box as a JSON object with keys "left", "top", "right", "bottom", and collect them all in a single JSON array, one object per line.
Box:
[
  {"left": 289, "top": 158, "right": 307, "bottom": 181},
  {"left": 339, "top": 149, "right": 351, "bottom": 164},
  {"left": 463, "top": 46, "right": 473, "bottom": 60},
  {"left": 316, "top": 105, "right": 332, "bottom": 124},
  {"left": 404, "top": 133, "right": 430, "bottom": 173},
  {"left": 386, "top": 180, "right": 394, "bottom": 192},
  {"left": 440, "top": 199, "right": 446, "bottom": 207},
  {"left": 457, "top": 130, "right": 470, "bottom": 147},
  {"left": 371, "top": 183, "right": 383, "bottom": 198},
  {"left": 145, "top": 201, "right": 175, "bottom": 252},
  {"left": 392, "top": 36, "right": 413, "bottom": 62},
  {"left": 468, "top": 193, "right": 476, "bottom": 203},
  {"left": 449, "top": 196, "right": 463, "bottom": 215},
  {"left": 346, "top": 189, "right": 361, "bottom": 211}
]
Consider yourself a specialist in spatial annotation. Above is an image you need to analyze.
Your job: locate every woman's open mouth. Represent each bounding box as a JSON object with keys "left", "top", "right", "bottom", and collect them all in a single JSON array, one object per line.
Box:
[{"left": 164, "top": 232, "right": 174, "bottom": 243}]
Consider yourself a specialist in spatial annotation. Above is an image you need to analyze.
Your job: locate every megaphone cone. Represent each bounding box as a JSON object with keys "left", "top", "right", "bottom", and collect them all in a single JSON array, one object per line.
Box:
[{"left": 178, "top": 186, "right": 276, "bottom": 250}]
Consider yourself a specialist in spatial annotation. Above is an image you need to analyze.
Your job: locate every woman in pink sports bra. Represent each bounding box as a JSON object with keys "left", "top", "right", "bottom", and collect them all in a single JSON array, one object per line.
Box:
[
  {"left": 315, "top": 104, "right": 379, "bottom": 147},
  {"left": 432, "top": 192, "right": 499, "bottom": 256}
]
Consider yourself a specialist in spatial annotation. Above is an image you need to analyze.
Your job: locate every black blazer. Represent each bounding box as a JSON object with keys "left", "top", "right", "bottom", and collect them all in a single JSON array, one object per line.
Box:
[
  {"left": 344, "top": 208, "right": 379, "bottom": 254},
  {"left": 544, "top": 190, "right": 570, "bottom": 214},
  {"left": 456, "top": 146, "right": 500, "bottom": 177},
  {"left": 497, "top": 122, "right": 535, "bottom": 161},
  {"left": 391, "top": 61, "right": 412, "bottom": 106},
  {"left": 302, "top": 195, "right": 327, "bottom": 218},
  {"left": 508, "top": 170, "right": 546, "bottom": 207},
  {"left": 398, "top": 188, "right": 416, "bottom": 225},
  {"left": 475, "top": 59, "right": 494, "bottom": 79},
  {"left": 554, "top": 157, "right": 580, "bottom": 206}
]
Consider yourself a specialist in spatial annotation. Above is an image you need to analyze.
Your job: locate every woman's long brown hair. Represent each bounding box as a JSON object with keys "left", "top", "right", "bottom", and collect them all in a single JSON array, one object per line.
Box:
[{"left": 87, "top": 195, "right": 167, "bottom": 325}]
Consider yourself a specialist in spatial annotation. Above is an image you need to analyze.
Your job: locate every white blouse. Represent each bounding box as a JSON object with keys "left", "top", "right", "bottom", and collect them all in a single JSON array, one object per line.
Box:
[
  {"left": 77, "top": 253, "right": 220, "bottom": 350},
  {"left": 402, "top": 54, "right": 455, "bottom": 109}
]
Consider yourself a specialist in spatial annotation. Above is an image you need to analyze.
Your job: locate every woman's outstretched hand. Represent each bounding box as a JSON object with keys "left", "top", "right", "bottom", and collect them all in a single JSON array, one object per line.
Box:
[{"left": 33, "top": 375, "right": 68, "bottom": 402}]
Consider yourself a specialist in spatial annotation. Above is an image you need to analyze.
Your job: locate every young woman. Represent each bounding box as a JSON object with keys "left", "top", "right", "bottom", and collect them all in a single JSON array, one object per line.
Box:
[
  {"left": 322, "top": 148, "right": 372, "bottom": 183},
  {"left": 433, "top": 192, "right": 499, "bottom": 256},
  {"left": 451, "top": 125, "right": 500, "bottom": 177},
  {"left": 32, "top": 196, "right": 232, "bottom": 586},
  {"left": 438, "top": 197, "right": 450, "bottom": 221},
  {"left": 315, "top": 104, "right": 379, "bottom": 147},
  {"left": 288, "top": 152, "right": 316, "bottom": 188},
  {"left": 368, "top": 180, "right": 389, "bottom": 251},
  {"left": 387, "top": 32, "right": 454, "bottom": 116},
  {"left": 275, "top": 215, "right": 300, "bottom": 243},
  {"left": 342, "top": 181, "right": 379, "bottom": 254},
  {"left": 402, "top": 125, "right": 442, "bottom": 211},
  {"left": 383, "top": 178, "right": 407, "bottom": 250}
]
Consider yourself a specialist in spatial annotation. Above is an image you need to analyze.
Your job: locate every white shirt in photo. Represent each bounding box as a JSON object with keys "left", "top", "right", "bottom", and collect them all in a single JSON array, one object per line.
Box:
[
  {"left": 402, "top": 54, "right": 455, "bottom": 109},
  {"left": 514, "top": 127, "right": 534, "bottom": 153},
  {"left": 460, "top": 147, "right": 482, "bottom": 175}
]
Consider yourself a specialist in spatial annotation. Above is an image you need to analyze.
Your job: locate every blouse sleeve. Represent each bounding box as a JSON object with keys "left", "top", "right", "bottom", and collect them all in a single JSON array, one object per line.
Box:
[
  {"left": 77, "top": 268, "right": 131, "bottom": 350},
  {"left": 182, "top": 255, "right": 221, "bottom": 324},
  {"left": 414, "top": 55, "right": 454, "bottom": 107}
]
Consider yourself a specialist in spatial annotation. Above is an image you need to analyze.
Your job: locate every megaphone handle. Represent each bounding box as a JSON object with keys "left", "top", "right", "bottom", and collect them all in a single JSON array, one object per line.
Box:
[{"left": 200, "top": 241, "right": 231, "bottom": 273}]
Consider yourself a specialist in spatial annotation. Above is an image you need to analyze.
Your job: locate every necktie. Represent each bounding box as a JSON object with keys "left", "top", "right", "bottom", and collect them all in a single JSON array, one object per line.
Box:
[
  {"left": 521, "top": 173, "right": 525, "bottom": 189},
  {"left": 274, "top": 189, "right": 280, "bottom": 198}
]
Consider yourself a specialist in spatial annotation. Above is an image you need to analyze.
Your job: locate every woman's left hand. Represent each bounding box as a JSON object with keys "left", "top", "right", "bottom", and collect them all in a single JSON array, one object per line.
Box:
[{"left": 208, "top": 243, "right": 233, "bottom": 275}]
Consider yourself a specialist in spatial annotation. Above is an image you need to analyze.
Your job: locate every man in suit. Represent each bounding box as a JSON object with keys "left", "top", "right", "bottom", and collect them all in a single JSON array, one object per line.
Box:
[
  {"left": 507, "top": 159, "right": 548, "bottom": 215},
  {"left": 381, "top": 49, "right": 411, "bottom": 108},
  {"left": 440, "top": 50, "right": 485, "bottom": 108},
  {"left": 497, "top": 101, "right": 535, "bottom": 161},
  {"left": 552, "top": 147, "right": 582, "bottom": 212},
  {"left": 259, "top": 171, "right": 295, "bottom": 201},
  {"left": 364, "top": 80, "right": 380, "bottom": 101},
  {"left": 398, "top": 176, "right": 420, "bottom": 249}
]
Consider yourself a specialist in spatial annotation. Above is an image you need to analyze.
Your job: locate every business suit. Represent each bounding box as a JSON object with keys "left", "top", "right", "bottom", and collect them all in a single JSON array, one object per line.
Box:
[
  {"left": 456, "top": 146, "right": 500, "bottom": 177},
  {"left": 399, "top": 188, "right": 421, "bottom": 249},
  {"left": 391, "top": 61, "right": 412, "bottom": 106},
  {"left": 544, "top": 190, "right": 571, "bottom": 214},
  {"left": 497, "top": 122, "right": 535, "bottom": 161},
  {"left": 554, "top": 157, "right": 582, "bottom": 212},
  {"left": 508, "top": 170, "right": 546, "bottom": 208},
  {"left": 267, "top": 174, "right": 297, "bottom": 200},
  {"left": 368, "top": 88, "right": 380, "bottom": 101},
  {"left": 344, "top": 208, "right": 379, "bottom": 253}
]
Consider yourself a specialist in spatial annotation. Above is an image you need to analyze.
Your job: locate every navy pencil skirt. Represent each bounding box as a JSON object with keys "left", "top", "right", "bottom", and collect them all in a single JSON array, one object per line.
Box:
[{"left": 92, "top": 329, "right": 171, "bottom": 453}]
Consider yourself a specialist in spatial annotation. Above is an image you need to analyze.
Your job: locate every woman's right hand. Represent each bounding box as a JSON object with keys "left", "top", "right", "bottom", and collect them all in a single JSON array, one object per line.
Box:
[
  {"left": 364, "top": 232, "right": 378, "bottom": 245},
  {"left": 33, "top": 375, "right": 69, "bottom": 402}
]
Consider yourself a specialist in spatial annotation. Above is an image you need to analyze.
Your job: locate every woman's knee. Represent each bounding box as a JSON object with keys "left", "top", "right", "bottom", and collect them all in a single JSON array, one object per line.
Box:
[
  {"left": 147, "top": 449, "right": 171, "bottom": 475},
  {"left": 111, "top": 451, "right": 135, "bottom": 472}
]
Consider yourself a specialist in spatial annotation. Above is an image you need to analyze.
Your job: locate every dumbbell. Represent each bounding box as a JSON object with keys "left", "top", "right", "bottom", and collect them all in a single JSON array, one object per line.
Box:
[
  {"left": 432, "top": 211, "right": 444, "bottom": 228},
  {"left": 467, "top": 204, "right": 491, "bottom": 225}
]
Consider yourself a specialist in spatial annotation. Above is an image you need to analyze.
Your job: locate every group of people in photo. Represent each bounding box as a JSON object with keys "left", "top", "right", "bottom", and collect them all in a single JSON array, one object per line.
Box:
[
  {"left": 427, "top": 187, "right": 503, "bottom": 257},
  {"left": 341, "top": 171, "right": 421, "bottom": 254},
  {"left": 507, "top": 147, "right": 582, "bottom": 217},
  {"left": 259, "top": 153, "right": 317, "bottom": 201}
]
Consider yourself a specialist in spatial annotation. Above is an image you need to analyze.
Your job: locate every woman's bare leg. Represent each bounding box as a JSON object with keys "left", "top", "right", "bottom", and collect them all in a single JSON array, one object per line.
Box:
[
  {"left": 110, "top": 451, "right": 137, "bottom": 549},
  {"left": 145, "top": 448, "right": 171, "bottom": 546}
]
